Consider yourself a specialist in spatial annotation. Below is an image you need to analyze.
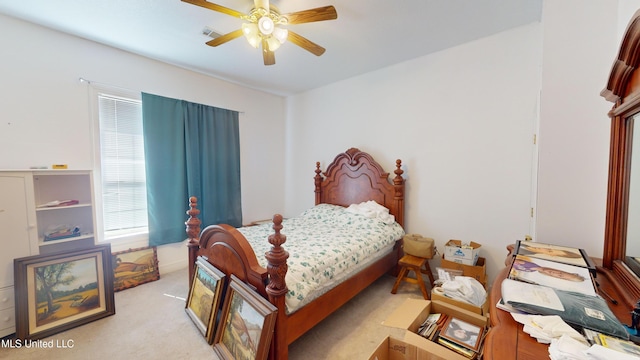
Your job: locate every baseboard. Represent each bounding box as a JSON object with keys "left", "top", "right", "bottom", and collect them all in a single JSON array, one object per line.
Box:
[{"left": 159, "top": 258, "right": 188, "bottom": 275}]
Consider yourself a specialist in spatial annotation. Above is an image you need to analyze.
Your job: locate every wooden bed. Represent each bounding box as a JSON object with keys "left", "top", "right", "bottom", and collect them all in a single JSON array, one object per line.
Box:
[{"left": 185, "top": 147, "right": 406, "bottom": 359}]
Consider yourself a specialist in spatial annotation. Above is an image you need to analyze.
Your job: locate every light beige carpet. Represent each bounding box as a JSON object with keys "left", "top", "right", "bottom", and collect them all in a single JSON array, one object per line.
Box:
[{"left": 0, "top": 267, "right": 424, "bottom": 360}]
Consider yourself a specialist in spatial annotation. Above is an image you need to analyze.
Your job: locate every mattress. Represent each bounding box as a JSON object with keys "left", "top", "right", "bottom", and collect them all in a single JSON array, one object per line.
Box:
[{"left": 237, "top": 203, "right": 405, "bottom": 314}]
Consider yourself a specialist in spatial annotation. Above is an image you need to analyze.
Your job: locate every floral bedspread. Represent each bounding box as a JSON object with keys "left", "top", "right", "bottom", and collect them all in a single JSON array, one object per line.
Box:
[{"left": 237, "top": 203, "right": 405, "bottom": 314}]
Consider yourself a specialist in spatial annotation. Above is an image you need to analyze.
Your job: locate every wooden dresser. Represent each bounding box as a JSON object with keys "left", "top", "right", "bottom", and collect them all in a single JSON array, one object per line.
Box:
[{"left": 483, "top": 247, "right": 633, "bottom": 359}]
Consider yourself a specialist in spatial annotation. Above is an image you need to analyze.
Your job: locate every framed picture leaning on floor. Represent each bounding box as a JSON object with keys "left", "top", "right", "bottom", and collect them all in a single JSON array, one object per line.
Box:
[
  {"left": 185, "top": 256, "right": 226, "bottom": 343},
  {"left": 14, "top": 244, "right": 115, "bottom": 340},
  {"left": 111, "top": 246, "right": 160, "bottom": 292},
  {"left": 213, "top": 274, "right": 277, "bottom": 360}
]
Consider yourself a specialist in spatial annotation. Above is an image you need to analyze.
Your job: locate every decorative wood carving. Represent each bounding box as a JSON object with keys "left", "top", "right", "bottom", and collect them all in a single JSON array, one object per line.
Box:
[
  {"left": 314, "top": 147, "right": 405, "bottom": 227},
  {"left": 266, "top": 214, "right": 289, "bottom": 298}
]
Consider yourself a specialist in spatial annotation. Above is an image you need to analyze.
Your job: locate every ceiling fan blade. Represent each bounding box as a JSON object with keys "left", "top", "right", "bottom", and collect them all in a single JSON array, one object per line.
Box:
[
  {"left": 287, "top": 31, "right": 326, "bottom": 56},
  {"left": 205, "top": 29, "right": 244, "bottom": 47},
  {"left": 283, "top": 6, "right": 338, "bottom": 24},
  {"left": 262, "top": 39, "right": 276, "bottom": 65},
  {"left": 181, "top": 0, "right": 245, "bottom": 18}
]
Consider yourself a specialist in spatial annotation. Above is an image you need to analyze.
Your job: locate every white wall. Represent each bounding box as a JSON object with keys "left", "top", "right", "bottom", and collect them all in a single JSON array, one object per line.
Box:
[
  {"left": 0, "top": 14, "right": 286, "bottom": 273},
  {"left": 285, "top": 23, "right": 542, "bottom": 283},
  {"left": 536, "top": 1, "right": 618, "bottom": 259}
]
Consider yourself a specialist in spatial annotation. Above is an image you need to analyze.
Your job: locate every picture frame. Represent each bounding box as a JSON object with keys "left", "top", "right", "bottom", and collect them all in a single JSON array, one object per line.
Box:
[
  {"left": 213, "top": 275, "right": 277, "bottom": 360},
  {"left": 111, "top": 246, "right": 160, "bottom": 292},
  {"left": 185, "top": 256, "right": 226, "bottom": 343},
  {"left": 439, "top": 316, "right": 484, "bottom": 352},
  {"left": 14, "top": 244, "right": 115, "bottom": 340},
  {"left": 509, "top": 254, "right": 597, "bottom": 296},
  {"left": 513, "top": 240, "right": 596, "bottom": 275}
]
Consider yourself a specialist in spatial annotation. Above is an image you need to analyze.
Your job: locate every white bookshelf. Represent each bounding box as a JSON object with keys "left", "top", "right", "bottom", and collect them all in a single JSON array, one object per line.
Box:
[{"left": 0, "top": 169, "right": 97, "bottom": 337}]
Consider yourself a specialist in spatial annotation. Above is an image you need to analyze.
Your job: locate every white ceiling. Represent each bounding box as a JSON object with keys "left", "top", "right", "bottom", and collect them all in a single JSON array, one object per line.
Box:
[{"left": 0, "top": 0, "right": 542, "bottom": 96}]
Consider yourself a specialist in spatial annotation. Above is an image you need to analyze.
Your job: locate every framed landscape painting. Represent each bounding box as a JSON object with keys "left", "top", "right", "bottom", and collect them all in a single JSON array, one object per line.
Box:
[
  {"left": 111, "top": 246, "right": 160, "bottom": 292},
  {"left": 213, "top": 275, "right": 277, "bottom": 360},
  {"left": 186, "top": 256, "right": 226, "bottom": 343},
  {"left": 14, "top": 244, "right": 115, "bottom": 340}
]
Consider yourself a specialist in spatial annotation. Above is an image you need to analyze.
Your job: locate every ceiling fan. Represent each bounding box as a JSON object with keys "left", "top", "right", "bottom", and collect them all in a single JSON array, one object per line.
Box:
[{"left": 182, "top": 0, "right": 338, "bottom": 66}]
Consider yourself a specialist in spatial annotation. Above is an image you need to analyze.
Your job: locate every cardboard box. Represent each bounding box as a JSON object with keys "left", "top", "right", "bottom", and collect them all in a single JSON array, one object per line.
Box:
[
  {"left": 430, "top": 287, "right": 489, "bottom": 316},
  {"left": 443, "top": 240, "right": 481, "bottom": 265},
  {"left": 380, "top": 299, "right": 489, "bottom": 360},
  {"left": 440, "top": 256, "right": 487, "bottom": 288},
  {"left": 369, "top": 336, "right": 434, "bottom": 360}
]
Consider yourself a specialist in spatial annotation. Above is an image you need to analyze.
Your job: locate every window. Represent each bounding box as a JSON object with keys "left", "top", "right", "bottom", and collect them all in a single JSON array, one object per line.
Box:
[{"left": 96, "top": 93, "right": 148, "bottom": 241}]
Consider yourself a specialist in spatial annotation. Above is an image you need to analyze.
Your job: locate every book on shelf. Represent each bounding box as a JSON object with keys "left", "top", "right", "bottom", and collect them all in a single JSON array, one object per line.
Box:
[{"left": 501, "top": 278, "right": 629, "bottom": 339}]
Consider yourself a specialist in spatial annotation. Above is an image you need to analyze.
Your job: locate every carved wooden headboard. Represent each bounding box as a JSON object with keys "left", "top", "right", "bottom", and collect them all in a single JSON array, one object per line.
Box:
[{"left": 313, "top": 148, "right": 405, "bottom": 227}]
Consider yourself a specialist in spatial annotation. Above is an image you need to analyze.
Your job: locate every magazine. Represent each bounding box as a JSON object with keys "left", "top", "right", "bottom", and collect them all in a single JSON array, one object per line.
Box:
[
  {"left": 513, "top": 240, "right": 596, "bottom": 273},
  {"left": 509, "top": 254, "right": 597, "bottom": 296}
]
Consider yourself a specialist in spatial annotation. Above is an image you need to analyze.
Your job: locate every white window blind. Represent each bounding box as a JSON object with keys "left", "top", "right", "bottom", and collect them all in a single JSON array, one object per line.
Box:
[{"left": 97, "top": 94, "right": 148, "bottom": 238}]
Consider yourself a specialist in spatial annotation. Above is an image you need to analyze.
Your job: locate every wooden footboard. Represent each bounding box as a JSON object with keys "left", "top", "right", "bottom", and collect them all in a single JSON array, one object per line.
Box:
[
  {"left": 186, "top": 197, "right": 293, "bottom": 358},
  {"left": 186, "top": 196, "right": 270, "bottom": 296}
]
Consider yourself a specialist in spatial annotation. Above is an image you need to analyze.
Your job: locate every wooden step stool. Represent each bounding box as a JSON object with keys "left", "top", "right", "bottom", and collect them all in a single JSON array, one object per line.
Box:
[{"left": 391, "top": 254, "right": 435, "bottom": 300}]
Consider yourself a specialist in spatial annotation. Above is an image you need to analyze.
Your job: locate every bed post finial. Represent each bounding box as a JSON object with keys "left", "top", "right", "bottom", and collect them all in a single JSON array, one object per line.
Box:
[
  {"left": 266, "top": 214, "right": 289, "bottom": 297},
  {"left": 394, "top": 159, "right": 404, "bottom": 185},
  {"left": 185, "top": 196, "right": 202, "bottom": 283},
  {"left": 265, "top": 214, "right": 289, "bottom": 360},
  {"left": 185, "top": 196, "right": 201, "bottom": 243},
  {"left": 314, "top": 162, "right": 323, "bottom": 205},
  {"left": 393, "top": 159, "right": 405, "bottom": 227}
]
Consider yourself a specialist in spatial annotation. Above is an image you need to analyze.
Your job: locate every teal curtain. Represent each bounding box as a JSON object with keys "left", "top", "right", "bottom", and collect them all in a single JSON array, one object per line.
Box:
[{"left": 142, "top": 93, "right": 241, "bottom": 246}]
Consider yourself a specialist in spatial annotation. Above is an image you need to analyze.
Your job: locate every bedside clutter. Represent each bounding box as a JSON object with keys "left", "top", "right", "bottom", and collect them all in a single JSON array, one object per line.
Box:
[
  {"left": 441, "top": 239, "right": 487, "bottom": 288},
  {"left": 432, "top": 285, "right": 489, "bottom": 316},
  {"left": 440, "top": 257, "right": 487, "bottom": 289},
  {"left": 485, "top": 241, "right": 640, "bottom": 359},
  {"left": 443, "top": 240, "right": 482, "bottom": 266},
  {"left": 379, "top": 237, "right": 492, "bottom": 358},
  {"left": 391, "top": 234, "right": 436, "bottom": 299},
  {"left": 372, "top": 299, "right": 489, "bottom": 360}
]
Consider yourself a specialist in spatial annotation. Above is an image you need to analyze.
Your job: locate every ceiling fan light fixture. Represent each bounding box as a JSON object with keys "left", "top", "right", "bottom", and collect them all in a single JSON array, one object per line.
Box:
[
  {"left": 183, "top": 1, "right": 338, "bottom": 65},
  {"left": 272, "top": 27, "right": 288, "bottom": 44},
  {"left": 258, "top": 16, "right": 274, "bottom": 35},
  {"left": 265, "top": 36, "right": 282, "bottom": 51},
  {"left": 241, "top": 23, "right": 260, "bottom": 48}
]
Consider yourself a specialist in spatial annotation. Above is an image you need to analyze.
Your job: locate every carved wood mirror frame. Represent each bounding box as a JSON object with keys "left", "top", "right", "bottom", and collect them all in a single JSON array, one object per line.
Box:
[{"left": 602, "top": 9, "right": 640, "bottom": 307}]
